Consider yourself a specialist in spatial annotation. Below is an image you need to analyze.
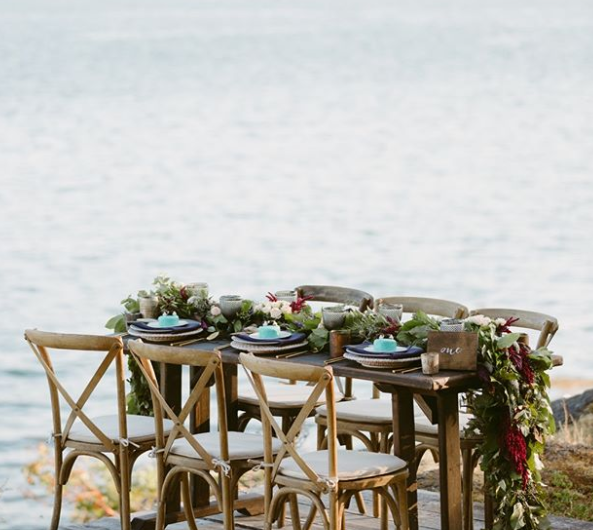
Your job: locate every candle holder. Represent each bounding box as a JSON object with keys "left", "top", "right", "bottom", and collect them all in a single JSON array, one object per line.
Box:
[
  {"left": 188, "top": 282, "right": 209, "bottom": 297},
  {"left": 329, "top": 330, "right": 351, "bottom": 358},
  {"left": 322, "top": 306, "right": 346, "bottom": 331},
  {"left": 421, "top": 352, "right": 440, "bottom": 375},
  {"left": 439, "top": 318, "right": 464, "bottom": 332},
  {"left": 219, "top": 295, "right": 243, "bottom": 319},
  {"left": 376, "top": 302, "right": 403, "bottom": 323},
  {"left": 139, "top": 295, "right": 159, "bottom": 319}
]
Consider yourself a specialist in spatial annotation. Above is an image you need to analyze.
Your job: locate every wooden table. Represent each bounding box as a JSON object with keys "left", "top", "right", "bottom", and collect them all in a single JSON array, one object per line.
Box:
[{"left": 131, "top": 338, "right": 481, "bottom": 530}]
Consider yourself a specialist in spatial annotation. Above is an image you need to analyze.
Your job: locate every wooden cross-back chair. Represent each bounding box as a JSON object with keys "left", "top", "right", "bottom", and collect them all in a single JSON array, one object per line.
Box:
[
  {"left": 236, "top": 285, "right": 373, "bottom": 435},
  {"left": 315, "top": 296, "right": 469, "bottom": 520},
  {"left": 128, "top": 340, "right": 280, "bottom": 530},
  {"left": 240, "top": 353, "right": 409, "bottom": 530},
  {"left": 24, "top": 329, "right": 163, "bottom": 530},
  {"left": 414, "top": 307, "right": 559, "bottom": 530}
]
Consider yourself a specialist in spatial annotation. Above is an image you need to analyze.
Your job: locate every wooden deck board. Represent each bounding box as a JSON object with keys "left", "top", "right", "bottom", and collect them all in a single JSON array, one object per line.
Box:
[{"left": 59, "top": 490, "right": 593, "bottom": 530}]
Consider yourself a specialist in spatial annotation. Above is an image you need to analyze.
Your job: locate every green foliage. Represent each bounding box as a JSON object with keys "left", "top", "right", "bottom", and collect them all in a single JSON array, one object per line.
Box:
[
  {"left": 464, "top": 317, "right": 555, "bottom": 530},
  {"left": 396, "top": 310, "right": 440, "bottom": 347}
]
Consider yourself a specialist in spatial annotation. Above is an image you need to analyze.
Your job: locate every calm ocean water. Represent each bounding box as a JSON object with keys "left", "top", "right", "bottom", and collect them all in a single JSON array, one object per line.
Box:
[{"left": 1, "top": 0, "right": 592, "bottom": 527}]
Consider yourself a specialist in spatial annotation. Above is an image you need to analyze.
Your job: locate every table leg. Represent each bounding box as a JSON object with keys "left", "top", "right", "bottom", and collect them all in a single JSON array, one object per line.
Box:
[
  {"left": 391, "top": 389, "right": 418, "bottom": 530},
  {"left": 223, "top": 363, "right": 238, "bottom": 431},
  {"left": 190, "top": 365, "right": 211, "bottom": 508},
  {"left": 437, "top": 392, "right": 463, "bottom": 530},
  {"left": 160, "top": 362, "right": 182, "bottom": 516}
]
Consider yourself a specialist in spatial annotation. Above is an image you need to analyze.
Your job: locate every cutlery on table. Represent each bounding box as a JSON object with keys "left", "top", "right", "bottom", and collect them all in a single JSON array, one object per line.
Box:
[
  {"left": 324, "top": 356, "right": 345, "bottom": 365},
  {"left": 392, "top": 366, "right": 421, "bottom": 374},
  {"left": 278, "top": 350, "right": 310, "bottom": 359}
]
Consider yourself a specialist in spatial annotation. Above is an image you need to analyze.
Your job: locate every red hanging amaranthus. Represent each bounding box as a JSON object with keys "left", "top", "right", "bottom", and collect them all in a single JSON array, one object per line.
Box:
[
  {"left": 509, "top": 343, "right": 535, "bottom": 385},
  {"left": 502, "top": 416, "right": 530, "bottom": 490}
]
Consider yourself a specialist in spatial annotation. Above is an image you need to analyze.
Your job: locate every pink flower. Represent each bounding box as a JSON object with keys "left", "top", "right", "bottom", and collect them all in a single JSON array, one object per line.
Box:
[{"left": 210, "top": 306, "right": 221, "bottom": 317}]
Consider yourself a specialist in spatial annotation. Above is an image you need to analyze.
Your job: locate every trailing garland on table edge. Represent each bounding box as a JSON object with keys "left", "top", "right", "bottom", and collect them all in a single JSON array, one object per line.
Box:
[{"left": 107, "top": 279, "right": 556, "bottom": 529}]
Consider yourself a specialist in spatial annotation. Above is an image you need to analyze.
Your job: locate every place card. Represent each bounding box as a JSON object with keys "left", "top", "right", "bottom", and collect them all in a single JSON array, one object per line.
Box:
[{"left": 427, "top": 331, "right": 479, "bottom": 371}]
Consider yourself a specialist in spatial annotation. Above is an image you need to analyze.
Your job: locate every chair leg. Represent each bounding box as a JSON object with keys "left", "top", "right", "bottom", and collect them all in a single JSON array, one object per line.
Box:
[
  {"left": 289, "top": 494, "right": 302, "bottom": 530},
  {"left": 49, "top": 459, "right": 64, "bottom": 530},
  {"left": 118, "top": 447, "right": 131, "bottom": 530},
  {"left": 221, "top": 472, "right": 235, "bottom": 530},
  {"left": 462, "top": 447, "right": 474, "bottom": 530},
  {"left": 181, "top": 473, "right": 199, "bottom": 530},
  {"left": 396, "top": 481, "right": 410, "bottom": 530},
  {"left": 328, "top": 490, "right": 339, "bottom": 530}
]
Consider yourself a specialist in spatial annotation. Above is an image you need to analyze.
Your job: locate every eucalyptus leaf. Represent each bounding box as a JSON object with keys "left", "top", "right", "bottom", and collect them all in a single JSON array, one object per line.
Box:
[{"left": 497, "top": 332, "right": 522, "bottom": 349}]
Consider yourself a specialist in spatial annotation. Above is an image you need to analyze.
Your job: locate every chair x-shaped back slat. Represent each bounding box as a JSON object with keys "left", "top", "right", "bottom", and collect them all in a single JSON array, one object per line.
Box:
[
  {"left": 26, "top": 339, "right": 123, "bottom": 451},
  {"left": 242, "top": 363, "right": 333, "bottom": 488},
  {"left": 131, "top": 351, "right": 222, "bottom": 469}
]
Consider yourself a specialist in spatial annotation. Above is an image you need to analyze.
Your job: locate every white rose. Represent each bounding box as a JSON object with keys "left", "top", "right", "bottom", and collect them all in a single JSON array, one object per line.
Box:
[
  {"left": 270, "top": 308, "right": 282, "bottom": 319},
  {"left": 210, "top": 305, "right": 221, "bottom": 316},
  {"left": 272, "top": 301, "right": 281, "bottom": 309},
  {"left": 494, "top": 318, "right": 507, "bottom": 326},
  {"left": 465, "top": 315, "right": 491, "bottom": 327},
  {"left": 281, "top": 303, "right": 292, "bottom": 315}
]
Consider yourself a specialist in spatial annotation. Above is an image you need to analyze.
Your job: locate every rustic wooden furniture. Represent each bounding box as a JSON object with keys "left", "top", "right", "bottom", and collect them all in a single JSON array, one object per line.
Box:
[
  {"left": 414, "top": 308, "right": 559, "bottom": 530},
  {"left": 148, "top": 339, "right": 481, "bottom": 530},
  {"left": 469, "top": 308, "right": 559, "bottom": 348},
  {"left": 240, "top": 353, "right": 410, "bottom": 530},
  {"left": 24, "top": 330, "right": 166, "bottom": 530},
  {"left": 315, "top": 296, "right": 469, "bottom": 520},
  {"left": 128, "top": 340, "right": 279, "bottom": 530},
  {"left": 236, "top": 285, "right": 373, "bottom": 434}
]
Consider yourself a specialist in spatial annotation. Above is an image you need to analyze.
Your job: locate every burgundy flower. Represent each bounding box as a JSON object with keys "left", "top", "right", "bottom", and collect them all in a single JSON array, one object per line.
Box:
[
  {"left": 502, "top": 416, "right": 530, "bottom": 490},
  {"left": 509, "top": 344, "right": 535, "bottom": 385},
  {"left": 381, "top": 316, "right": 401, "bottom": 336},
  {"left": 497, "top": 316, "right": 520, "bottom": 334},
  {"left": 290, "top": 295, "right": 313, "bottom": 313},
  {"left": 266, "top": 292, "right": 278, "bottom": 302},
  {"left": 180, "top": 286, "right": 189, "bottom": 300}
]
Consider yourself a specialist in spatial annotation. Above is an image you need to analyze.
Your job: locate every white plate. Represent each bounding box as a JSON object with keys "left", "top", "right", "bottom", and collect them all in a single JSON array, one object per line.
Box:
[
  {"left": 147, "top": 320, "right": 189, "bottom": 329},
  {"left": 249, "top": 331, "right": 292, "bottom": 340},
  {"left": 363, "top": 345, "right": 407, "bottom": 354}
]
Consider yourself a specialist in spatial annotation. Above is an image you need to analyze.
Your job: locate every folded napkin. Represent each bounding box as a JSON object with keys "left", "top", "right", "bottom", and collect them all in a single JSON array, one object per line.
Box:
[
  {"left": 234, "top": 332, "right": 307, "bottom": 345},
  {"left": 346, "top": 342, "right": 423, "bottom": 359},
  {"left": 129, "top": 319, "right": 202, "bottom": 333}
]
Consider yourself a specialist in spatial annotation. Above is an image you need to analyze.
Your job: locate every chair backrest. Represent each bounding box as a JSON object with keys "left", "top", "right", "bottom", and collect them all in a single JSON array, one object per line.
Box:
[
  {"left": 469, "top": 308, "right": 559, "bottom": 349},
  {"left": 240, "top": 353, "right": 339, "bottom": 491},
  {"left": 295, "top": 285, "right": 374, "bottom": 312},
  {"left": 128, "top": 340, "right": 230, "bottom": 469},
  {"left": 24, "top": 329, "right": 126, "bottom": 451},
  {"left": 375, "top": 296, "right": 469, "bottom": 319}
]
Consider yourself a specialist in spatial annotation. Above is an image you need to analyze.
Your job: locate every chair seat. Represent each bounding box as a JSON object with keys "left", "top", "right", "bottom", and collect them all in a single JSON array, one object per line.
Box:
[
  {"left": 68, "top": 414, "right": 173, "bottom": 444},
  {"left": 279, "top": 449, "right": 407, "bottom": 482},
  {"left": 414, "top": 411, "right": 474, "bottom": 437},
  {"left": 317, "top": 398, "right": 393, "bottom": 424},
  {"left": 240, "top": 382, "right": 343, "bottom": 409},
  {"left": 169, "top": 431, "right": 282, "bottom": 461}
]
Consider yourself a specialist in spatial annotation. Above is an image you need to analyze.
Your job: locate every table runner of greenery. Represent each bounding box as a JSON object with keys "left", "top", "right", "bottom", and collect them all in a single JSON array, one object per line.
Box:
[{"left": 106, "top": 275, "right": 555, "bottom": 530}]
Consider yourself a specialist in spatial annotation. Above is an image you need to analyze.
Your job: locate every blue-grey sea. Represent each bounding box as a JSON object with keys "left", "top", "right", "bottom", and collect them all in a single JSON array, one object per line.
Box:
[{"left": 1, "top": 0, "right": 592, "bottom": 527}]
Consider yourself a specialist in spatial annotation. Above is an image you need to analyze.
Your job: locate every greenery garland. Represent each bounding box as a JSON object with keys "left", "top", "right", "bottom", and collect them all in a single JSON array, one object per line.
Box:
[
  {"left": 107, "top": 280, "right": 555, "bottom": 528},
  {"left": 463, "top": 316, "right": 555, "bottom": 530}
]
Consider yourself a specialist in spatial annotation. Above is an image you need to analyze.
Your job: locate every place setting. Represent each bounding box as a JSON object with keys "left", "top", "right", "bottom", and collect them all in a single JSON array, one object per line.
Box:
[
  {"left": 230, "top": 323, "right": 308, "bottom": 355},
  {"left": 127, "top": 313, "right": 204, "bottom": 343},
  {"left": 343, "top": 335, "right": 423, "bottom": 369}
]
